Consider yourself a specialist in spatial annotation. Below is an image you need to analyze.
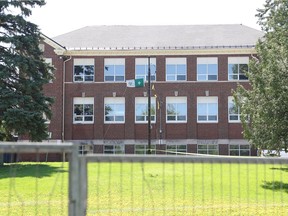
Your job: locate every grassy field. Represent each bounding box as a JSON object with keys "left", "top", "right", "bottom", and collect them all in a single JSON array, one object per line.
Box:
[{"left": 0, "top": 162, "right": 288, "bottom": 215}]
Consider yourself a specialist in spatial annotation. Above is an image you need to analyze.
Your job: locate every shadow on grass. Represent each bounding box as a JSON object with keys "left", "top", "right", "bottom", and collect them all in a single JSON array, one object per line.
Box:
[
  {"left": 261, "top": 181, "right": 288, "bottom": 193},
  {"left": 270, "top": 167, "right": 288, "bottom": 172},
  {"left": 0, "top": 163, "right": 67, "bottom": 179}
]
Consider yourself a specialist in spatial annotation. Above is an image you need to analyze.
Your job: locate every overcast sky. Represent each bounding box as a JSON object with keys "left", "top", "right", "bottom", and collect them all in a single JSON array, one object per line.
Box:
[{"left": 28, "top": 0, "right": 265, "bottom": 38}]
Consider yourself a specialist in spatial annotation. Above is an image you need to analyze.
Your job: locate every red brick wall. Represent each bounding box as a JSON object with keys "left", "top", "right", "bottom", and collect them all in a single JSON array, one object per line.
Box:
[
  {"left": 42, "top": 43, "right": 64, "bottom": 140},
  {"left": 42, "top": 45, "right": 251, "bottom": 143}
]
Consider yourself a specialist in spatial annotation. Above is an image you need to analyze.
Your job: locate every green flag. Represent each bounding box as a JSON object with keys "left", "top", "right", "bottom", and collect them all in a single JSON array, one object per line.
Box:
[{"left": 126, "top": 78, "right": 144, "bottom": 88}]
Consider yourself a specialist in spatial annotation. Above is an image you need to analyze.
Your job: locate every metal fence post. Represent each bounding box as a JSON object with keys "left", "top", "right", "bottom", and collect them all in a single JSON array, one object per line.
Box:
[
  {"left": 79, "top": 156, "right": 87, "bottom": 215},
  {"left": 69, "top": 144, "right": 81, "bottom": 216}
]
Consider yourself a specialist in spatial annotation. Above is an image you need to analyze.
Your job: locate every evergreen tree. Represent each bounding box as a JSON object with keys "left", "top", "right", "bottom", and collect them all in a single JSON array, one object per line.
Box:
[
  {"left": 0, "top": 0, "right": 53, "bottom": 142},
  {"left": 235, "top": 0, "right": 288, "bottom": 154}
]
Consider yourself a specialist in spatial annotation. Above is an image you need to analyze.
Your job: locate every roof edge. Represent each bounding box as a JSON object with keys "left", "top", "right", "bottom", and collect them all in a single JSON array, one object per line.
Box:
[{"left": 41, "top": 33, "right": 66, "bottom": 55}]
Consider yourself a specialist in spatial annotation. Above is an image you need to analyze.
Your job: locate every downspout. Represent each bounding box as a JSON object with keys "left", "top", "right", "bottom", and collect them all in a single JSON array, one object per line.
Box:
[{"left": 62, "top": 56, "right": 72, "bottom": 142}]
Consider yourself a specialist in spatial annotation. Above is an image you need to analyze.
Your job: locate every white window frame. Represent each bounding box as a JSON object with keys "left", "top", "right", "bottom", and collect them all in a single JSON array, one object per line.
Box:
[
  {"left": 104, "top": 145, "right": 124, "bottom": 154},
  {"left": 197, "top": 144, "right": 219, "bottom": 155},
  {"left": 229, "top": 144, "right": 250, "bottom": 156},
  {"left": 135, "top": 97, "right": 156, "bottom": 123},
  {"left": 165, "top": 58, "right": 187, "bottom": 81},
  {"left": 166, "top": 97, "right": 187, "bottom": 123},
  {"left": 104, "top": 97, "right": 125, "bottom": 124},
  {"left": 197, "top": 57, "right": 218, "bottom": 81},
  {"left": 228, "top": 96, "right": 241, "bottom": 123},
  {"left": 73, "top": 58, "right": 95, "bottom": 82},
  {"left": 134, "top": 144, "right": 156, "bottom": 154},
  {"left": 228, "top": 57, "right": 249, "bottom": 81},
  {"left": 79, "top": 143, "right": 93, "bottom": 155},
  {"left": 44, "top": 58, "right": 53, "bottom": 83},
  {"left": 135, "top": 58, "right": 156, "bottom": 81},
  {"left": 166, "top": 144, "right": 187, "bottom": 155},
  {"left": 73, "top": 97, "right": 94, "bottom": 124},
  {"left": 197, "top": 97, "right": 218, "bottom": 123},
  {"left": 104, "top": 58, "right": 125, "bottom": 82}
]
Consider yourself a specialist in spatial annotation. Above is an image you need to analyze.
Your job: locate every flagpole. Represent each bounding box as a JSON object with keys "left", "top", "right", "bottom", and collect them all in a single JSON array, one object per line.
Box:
[{"left": 147, "top": 56, "right": 151, "bottom": 154}]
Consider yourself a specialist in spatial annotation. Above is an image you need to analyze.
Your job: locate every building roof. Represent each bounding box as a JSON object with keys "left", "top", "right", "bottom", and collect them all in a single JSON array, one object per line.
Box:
[{"left": 52, "top": 25, "right": 263, "bottom": 50}]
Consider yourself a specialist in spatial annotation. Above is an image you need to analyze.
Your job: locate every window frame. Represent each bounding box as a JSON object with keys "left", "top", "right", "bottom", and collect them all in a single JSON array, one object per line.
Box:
[
  {"left": 73, "top": 97, "right": 94, "bottom": 124},
  {"left": 135, "top": 58, "right": 156, "bottom": 82},
  {"left": 73, "top": 59, "right": 95, "bottom": 82},
  {"left": 135, "top": 97, "right": 156, "bottom": 123},
  {"left": 197, "top": 57, "right": 218, "bottom": 81},
  {"left": 197, "top": 97, "right": 218, "bottom": 123},
  {"left": 44, "top": 58, "right": 54, "bottom": 83},
  {"left": 197, "top": 144, "right": 219, "bottom": 155},
  {"left": 229, "top": 144, "right": 250, "bottom": 156},
  {"left": 228, "top": 96, "right": 241, "bottom": 123},
  {"left": 103, "top": 145, "right": 124, "bottom": 154},
  {"left": 134, "top": 144, "right": 156, "bottom": 154},
  {"left": 104, "top": 58, "right": 125, "bottom": 82},
  {"left": 165, "top": 58, "right": 187, "bottom": 81},
  {"left": 79, "top": 144, "right": 93, "bottom": 155},
  {"left": 104, "top": 97, "right": 125, "bottom": 124},
  {"left": 166, "top": 144, "right": 187, "bottom": 155},
  {"left": 228, "top": 57, "right": 249, "bottom": 81},
  {"left": 166, "top": 97, "right": 187, "bottom": 123}
]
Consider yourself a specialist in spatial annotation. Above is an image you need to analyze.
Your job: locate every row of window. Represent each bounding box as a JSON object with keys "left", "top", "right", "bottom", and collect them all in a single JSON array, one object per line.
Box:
[
  {"left": 73, "top": 96, "right": 241, "bottom": 124},
  {"left": 73, "top": 57, "right": 249, "bottom": 82},
  {"left": 79, "top": 144, "right": 250, "bottom": 156}
]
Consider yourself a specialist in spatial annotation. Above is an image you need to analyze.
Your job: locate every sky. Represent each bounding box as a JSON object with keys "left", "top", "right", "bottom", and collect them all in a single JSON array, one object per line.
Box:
[{"left": 28, "top": 0, "right": 265, "bottom": 38}]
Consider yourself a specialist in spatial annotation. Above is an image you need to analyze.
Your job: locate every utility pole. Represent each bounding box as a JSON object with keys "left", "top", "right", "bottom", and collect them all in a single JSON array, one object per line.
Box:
[{"left": 147, "top": 56, "right": 151, "bottom": 154}]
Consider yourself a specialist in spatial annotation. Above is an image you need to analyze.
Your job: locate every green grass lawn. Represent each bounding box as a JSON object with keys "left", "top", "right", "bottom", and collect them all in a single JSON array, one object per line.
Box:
[{"left": 0, "top": 162, "right": 288, "bottom": 215}]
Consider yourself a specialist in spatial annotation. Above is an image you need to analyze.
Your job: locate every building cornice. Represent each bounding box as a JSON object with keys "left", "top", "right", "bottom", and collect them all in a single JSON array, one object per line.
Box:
[{"left": 62, "top": 48, "right": 257, "bottom": 56}]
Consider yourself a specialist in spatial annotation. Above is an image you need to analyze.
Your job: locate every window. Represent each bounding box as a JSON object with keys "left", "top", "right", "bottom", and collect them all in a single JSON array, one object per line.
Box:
[
  {"left": 166, "top": 145, "right": 187, "bottom": 155},
  {"left": 135, "top": 58, "right": 156, "bottom": 81},
  {"left": 198, "top": 144, "right": 219, "bottom": 155},
  {"left": 197, "top": 57, "right": 218, "bottom": 81},
  {"left": 135, "top": 97, "right": 156, "bottom": 123},
  {"left": 166, "top": 97, "right": 187, "bottom": 122},
  {"left": 73, "top": 59, "right": 94, "bottom": 82},
  {"left": 104, "top": 58, "right": 125, "bottom": 82},
  {"left": 228, "top": 57, "right": 249, "bottom": 80},
  {"left": 197, "top": 97, "right": 218, "bottom": 122},
  {"left": 104, "top": 97, "right": 125, "bottom": 123},
  {"left": 73, "top": 97, "right": 94, "bottom": 124},
  {"left": 230, "top": 144, "right": 250, "bottom": 156},
  {"left": 166, "top": 58, "right": 186, "bottom": 81},
  {"left": 135, "top": 145, "right": 156, "bottom": 154},
  {"left": 79, "top": 144, "right": 93, "bottom": 155},
  {"left": 228, "top": 96, "right": 240, "bottom": 122},
  {"left": 104, "top": 145, "right": 124, "bottom": 154},
  {"left": 44, "top": 58, "right": 54, "bottom": 83},
  {"left": 43, "top": 112, "right": 50, "bottom": 124}
]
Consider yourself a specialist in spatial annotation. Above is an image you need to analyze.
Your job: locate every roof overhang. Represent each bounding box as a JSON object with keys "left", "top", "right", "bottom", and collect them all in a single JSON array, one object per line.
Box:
[
  {"left": 62, "top": 46, "right": 257, "bottom": 56},
  {"left": 41, "top": 33, "right": 66, "bottom": 55}
]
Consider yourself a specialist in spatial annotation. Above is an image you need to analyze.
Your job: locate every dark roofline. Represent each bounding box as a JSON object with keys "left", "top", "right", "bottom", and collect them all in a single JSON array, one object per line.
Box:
[{"left": 40, "top": 33, "right": 66, "bottom": 50}]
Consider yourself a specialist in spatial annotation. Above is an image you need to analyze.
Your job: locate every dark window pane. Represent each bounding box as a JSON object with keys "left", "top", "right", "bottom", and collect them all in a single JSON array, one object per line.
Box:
[
  {"left": 74, "top": 66, "right": 84, "bottom": 75},
  {"left": 198, "top": 115, "right": 207, "bottom": 121},
  {"left": 177, "top": 75, "right": 186, "bottom": 80},
  {"left": 239, "top": 74, "right": 248, "bottom": 80},
  {"left": 105, "top": 76, "right": 114, "bottom": 81},
  {"left": 208, "top": 75, "right": 217, "bottom": 80},
  {"left": 85, "top": 76, "right": 94, "bottom": 82},
  {"left": 84, "top": 116, "right": 93, "bottom": 121}
]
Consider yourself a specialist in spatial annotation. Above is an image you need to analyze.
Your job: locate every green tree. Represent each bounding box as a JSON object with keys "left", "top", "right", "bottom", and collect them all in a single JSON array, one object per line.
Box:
[
  {"left": 235, "top": 0, "right": 288, "bottom": 154},
  {"left": 0, "top": 0, "right": 53, "bottom": 142}
]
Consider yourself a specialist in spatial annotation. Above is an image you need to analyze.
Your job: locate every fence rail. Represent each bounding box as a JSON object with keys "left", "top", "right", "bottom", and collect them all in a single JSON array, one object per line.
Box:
[
  {"left": 81, "top": 154, "right": 288, "bottom": 216},
  {"left": 1, "top": 142, "right": 288, "bottom": 216}
]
